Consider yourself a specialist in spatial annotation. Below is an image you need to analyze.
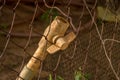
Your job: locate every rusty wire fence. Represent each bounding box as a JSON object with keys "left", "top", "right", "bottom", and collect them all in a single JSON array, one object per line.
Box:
[{"left": 0, "top": 0, "right": 120, "bottom": 80}]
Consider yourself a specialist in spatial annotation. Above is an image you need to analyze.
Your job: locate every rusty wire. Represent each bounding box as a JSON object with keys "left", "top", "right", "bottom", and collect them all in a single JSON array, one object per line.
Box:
[{"left": 0, "top": 0, "right": 120, "bottom": 80}]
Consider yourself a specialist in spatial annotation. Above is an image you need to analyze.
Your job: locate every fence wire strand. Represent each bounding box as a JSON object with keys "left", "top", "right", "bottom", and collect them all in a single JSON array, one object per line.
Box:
[{"left": 0, "top": 0, "right": 120, "bottom": 80}]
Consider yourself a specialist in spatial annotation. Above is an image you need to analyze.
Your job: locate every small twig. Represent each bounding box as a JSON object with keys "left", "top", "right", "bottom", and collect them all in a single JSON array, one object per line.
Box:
[
  {"left": 104, "top": 39, "right": 120, "bottom": 44},
  {"left": 79, "top": 5, "right": 85, "bottom": 20},
  {"left": 53, "top": 54, "right": 62, "bottom": 71},
  {"left": 79, "top": 10, "right": 96, "bottom": 35},
  {"left": 78, "top": 17, "right": 95, "bottom": 33},
  {"left": 94, "top": 65, "right": 99, "bottom": 80},
  {"left": 107, "top": 20, "right": 117, "bottom": 60},
  {"left": 99, "top": 22, "right": 104, "bottom": 55},
  {"left": 76, "top": 21, "right": 81, "bottom": 36},
  {"left": 19, "top": 56, "right": 25, "bottom": 73},
  {"left": 37, "top": 62, "right": 43, "bottom": 80},
  {"left": 54, "top": 73, "right": 57, "bottom": 80},
  {"left": 117, "top": 63, "right": 120, "bottom": 75},
  {"left": 67, "top": 7, "right": 70, "bottom": 21},
  {"left": 0, "top": 0, "right": 6, "bottom": 10},
  {"left": 66, "top": 0, "right": 72, "bottom": 7},
  {"left": 91, "top": 0, "right": 97, "bottom": 11},
  {"left": 66, "top": 40, "right": 77, "bottom": 59},
  {"left": 82, "top": 32, "right": 91, "bottom": 71}
]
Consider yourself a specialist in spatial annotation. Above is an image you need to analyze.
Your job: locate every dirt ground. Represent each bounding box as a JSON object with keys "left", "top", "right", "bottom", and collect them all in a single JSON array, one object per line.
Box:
[{"left": 0, "top": 0, "right": 120, "bottom": 80}]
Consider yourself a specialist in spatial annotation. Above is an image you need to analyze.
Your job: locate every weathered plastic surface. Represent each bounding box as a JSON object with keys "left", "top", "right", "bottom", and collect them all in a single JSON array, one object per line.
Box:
[{"left": 16, "top": 16, "right": 76, "bottom": 80}]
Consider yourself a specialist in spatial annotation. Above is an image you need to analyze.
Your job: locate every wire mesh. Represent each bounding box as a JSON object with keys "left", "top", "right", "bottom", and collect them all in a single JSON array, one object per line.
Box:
[{"left": 0, "top": 0, "right": 120, "bottom": 80}]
